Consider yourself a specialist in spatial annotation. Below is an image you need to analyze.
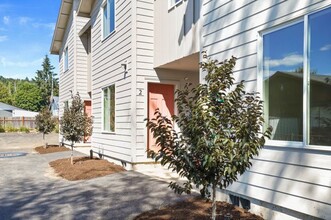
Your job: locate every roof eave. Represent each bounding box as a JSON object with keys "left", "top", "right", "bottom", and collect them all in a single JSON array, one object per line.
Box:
[
  {"left": 77, "top": 0, "right": 95, "bottom": 17},
  {"left": 50, "top": 0, "right": 73, "bottom": 55}
]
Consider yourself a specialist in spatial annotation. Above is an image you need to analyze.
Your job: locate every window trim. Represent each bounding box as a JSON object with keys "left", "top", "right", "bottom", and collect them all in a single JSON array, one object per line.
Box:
[
  {"left": 258, "top": 6, "right": 331, "bottom": 150},
  {"left": 63, "top": 46, "right": 69, "bottom": 72},
  {"left": 101, "top": 0, "right": 116, "bottom": 41},
  {"left": 101, "top": 84, "right": 116, "bottom": 134},
  {"left": 168, "top": 0, "right": 183, "bottom": 10}
]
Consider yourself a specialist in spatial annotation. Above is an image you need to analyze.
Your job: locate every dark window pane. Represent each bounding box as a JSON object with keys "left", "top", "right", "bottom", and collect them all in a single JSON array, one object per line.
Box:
[
  {"left": 263, "top": 22, "right": 304, "bottom": 141},
  {"left": 309, "top": 8, "right": 331, "bottom": 145}
]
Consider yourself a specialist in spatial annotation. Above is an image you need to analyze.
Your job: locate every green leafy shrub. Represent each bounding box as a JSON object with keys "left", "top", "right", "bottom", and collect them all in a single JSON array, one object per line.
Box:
[
  {"left": 6, "top": 126, "right": 18, "bottom": 132},
  {"left": 146, "top": 53, "right": 272, "bottom": 220},
  {"left": 0, "top": 126, "right": 5, "bottom": 133},
  {"left": 53, "top": 119, "right": 59, "bottom": 133},
  {"left": 19, "top": 126, "right": 30, "bottom": 133}
]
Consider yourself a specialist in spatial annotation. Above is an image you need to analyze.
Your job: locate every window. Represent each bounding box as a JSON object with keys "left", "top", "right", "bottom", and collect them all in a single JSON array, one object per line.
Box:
[
  {"left": 64, "top": 47, "right": 68, "bottom": 72},
  {"left": 262, "top": 7, "right": 331, "bottom": 146},
  {"left": 103, "top": 84, "right": 115, "bottom": 132},
  {"left": 102, "top": 0, "right": 115, "bottom": 38},
  {"left": 64, "top": 101, "right": 69, "bottom": 109},
  {"left": 169, "top": 0, "right": 182, "bottom": 8}
]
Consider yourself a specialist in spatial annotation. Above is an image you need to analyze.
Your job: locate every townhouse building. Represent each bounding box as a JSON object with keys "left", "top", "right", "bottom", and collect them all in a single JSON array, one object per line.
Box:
[{"left": 51, "top": 0, "right": 331, "bottom": 219}]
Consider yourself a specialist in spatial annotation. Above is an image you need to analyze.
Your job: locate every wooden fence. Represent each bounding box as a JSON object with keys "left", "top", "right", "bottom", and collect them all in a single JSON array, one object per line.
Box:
[{"left": 0, "top": 117, "right": 36, "bottom": 129}]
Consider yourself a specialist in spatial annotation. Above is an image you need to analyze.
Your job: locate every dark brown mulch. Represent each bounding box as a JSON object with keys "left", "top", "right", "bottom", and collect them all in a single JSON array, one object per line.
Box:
[
  {"left": 35, "top": 145, "right": 70, "bottom": 154},
  {"left": 134, "top": 197, "right": 263, "bottom": 220},
  {"left": 49, "top": 156, "right": 126, "bottom": 181}
]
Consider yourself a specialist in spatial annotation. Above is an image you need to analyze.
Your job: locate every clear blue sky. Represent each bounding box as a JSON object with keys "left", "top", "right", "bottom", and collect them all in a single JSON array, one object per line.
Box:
[{"left": 0, "top": 0, "right": 60, "bottom": 80}]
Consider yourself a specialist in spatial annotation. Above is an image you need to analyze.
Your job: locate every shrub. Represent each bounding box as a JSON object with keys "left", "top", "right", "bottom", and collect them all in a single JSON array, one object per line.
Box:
[
  {"left": 146, "top": 54, "right": 272, "bottom": 220},
  {"left": 0, "top": 126, "right": 5, "bottom": 133},
  {"left": 53, "top": 119, "right": 59, "bottom": 133},
  {"left": 6, "top": 126, "right": 18, "bottom": 132},
  {"left": 19, "top": 126, "right": 30, "bottom": 133}
]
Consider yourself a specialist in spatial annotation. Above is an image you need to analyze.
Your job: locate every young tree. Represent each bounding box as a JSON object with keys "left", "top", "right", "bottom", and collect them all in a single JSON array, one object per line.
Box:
[
  {"left": 34, "top": 55, "right": 59, "bottom": 107},
  {"left": 35, "top": 108, "right": 56, "bottom": 148},
  {"left": 60, "top": 93, "right": 93, "bottom": 165},
  {"left": 146, "top": 54, "right": 272, "bottom": 220}
]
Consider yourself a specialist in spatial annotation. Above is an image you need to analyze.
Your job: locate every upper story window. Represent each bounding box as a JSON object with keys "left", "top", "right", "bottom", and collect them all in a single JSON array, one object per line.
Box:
[
  {"left": 262, "top": 7, "right": 331, "bottom": 147},
  {"left": 102, "top": 0, "right": 115, "bottom": 38},
  {"left": 103, "top": 84, "right": 115, "bottom": 132},
  {"left": 64, "top": 47, "right": 68, "bottom": 72},
  {"left": 169, "top": 0, "right": 182, "bottom": 8}
]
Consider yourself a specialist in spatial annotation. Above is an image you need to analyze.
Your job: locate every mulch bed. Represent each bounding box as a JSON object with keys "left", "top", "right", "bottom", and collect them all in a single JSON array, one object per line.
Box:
[
  {"left": 49, "top": 156, "right": 126, "bottom": 181},
  {"left": 134, "top": 197, "right": 263, "bottom": 220},
  {"left": 35, "top": 145, "right": 70, "bottom": 154}
]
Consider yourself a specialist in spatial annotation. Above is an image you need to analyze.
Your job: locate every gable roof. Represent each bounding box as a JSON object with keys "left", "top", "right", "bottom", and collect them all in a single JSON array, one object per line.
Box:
[
  {"left": 271, "top": 71, "right": 331, "bottom": 86},
  {"left": 0, "top": 102, "right": 23, "bottom": 111},
  {"left": 50, "top": 0, "right": 96, "bottom": 55},
  {"left": 50, "top": 0, "right": 73, "bottom": 55}
]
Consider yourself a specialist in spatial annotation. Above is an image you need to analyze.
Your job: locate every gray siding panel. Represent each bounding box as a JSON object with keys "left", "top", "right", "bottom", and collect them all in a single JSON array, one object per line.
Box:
[{"left": 202, "top": 0, "right": 331, "bottom": 218}]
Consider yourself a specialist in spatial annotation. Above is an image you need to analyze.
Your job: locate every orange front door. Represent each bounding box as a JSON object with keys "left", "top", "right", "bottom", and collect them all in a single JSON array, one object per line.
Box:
[
  {"left": 148, "top": 83, "right": 175, "bottom": 153},
  {"left": 84, "top": 100, "right": 92, "bottom": 143}
]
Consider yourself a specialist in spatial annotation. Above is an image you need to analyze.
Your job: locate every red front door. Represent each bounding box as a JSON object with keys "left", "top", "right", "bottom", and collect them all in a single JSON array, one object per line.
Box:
[
  {"left": 148, "top": 83, "right": 175, "bottom": 153},
  {"left": 84, "top": 100, "right": 92, "bottom": 143}
]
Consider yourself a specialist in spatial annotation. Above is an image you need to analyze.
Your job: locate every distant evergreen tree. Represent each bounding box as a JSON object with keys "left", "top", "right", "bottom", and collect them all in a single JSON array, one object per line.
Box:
[{"left": 34, "top": 55, "right": 59, "bottom": 107}]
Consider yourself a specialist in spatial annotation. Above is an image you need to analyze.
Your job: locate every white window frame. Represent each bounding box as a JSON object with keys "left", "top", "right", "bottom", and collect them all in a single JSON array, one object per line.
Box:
[
  {"left": 64, "top": 46, "right": 68, "bottom": 72},
  {"left": 102, "top": 84, "right": 116, "bottom": 133},
  {"left": 168, "top": 0, "right": 182, "bottom": 10},
  {"left": 258, "top": 6, "right": 331, "bottom": 151},
  {"left": 102, "top": 0, "right": 116, "bottom": 40}
]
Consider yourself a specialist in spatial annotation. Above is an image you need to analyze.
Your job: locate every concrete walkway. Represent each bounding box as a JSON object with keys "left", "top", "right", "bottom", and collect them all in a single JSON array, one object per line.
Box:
[{"left": 0, "top": 133, "right": 191, "bottom": 220}]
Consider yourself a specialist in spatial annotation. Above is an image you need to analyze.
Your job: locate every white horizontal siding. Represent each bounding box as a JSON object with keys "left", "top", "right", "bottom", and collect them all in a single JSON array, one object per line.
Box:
[
  {"left": 59, "top": 10, "right": 75, "bottom": 118},
  {"left": 202, "top": 0, "right": 331, "bottom": 219},
  {"left": 75, "top": 16, "right": 89, "bottom": 101},
  {"left": 90, "top": 0, "right": 133, "bottom": 162}
]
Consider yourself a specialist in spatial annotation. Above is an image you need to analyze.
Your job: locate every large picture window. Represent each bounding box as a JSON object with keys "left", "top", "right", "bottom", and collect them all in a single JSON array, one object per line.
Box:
[
  {"left": 102, "top": 0, "right": 115, "bottom": 38},
  {"left": 262, "top": 7, "right": 331, "bottom": 146},
  {"left": 103, "top": 84, "right": 115, "bottom": 132}
]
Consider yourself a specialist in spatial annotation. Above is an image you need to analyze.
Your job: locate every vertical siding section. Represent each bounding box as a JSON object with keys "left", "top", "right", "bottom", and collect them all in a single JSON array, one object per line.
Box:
[
  {"left": 75, "top": 16, "right": 90, "bottom": 101},
  {"left": 135, "top": 0, "right": 154, "bottom": 162},
  {"left": 134, "top": 0, "right": 201, "bottom": 162},
  {"left": 90, "top": 0, "right": 133, "bottom": 162},
  {"left": 59, "top": 10, "right": 75, "bottom": 118},
  {"left": 154, "top": 0, "right": 201, "bottom": 67},
  {"left": 202, "top": 0, "right": 331, "bottom": 219}
]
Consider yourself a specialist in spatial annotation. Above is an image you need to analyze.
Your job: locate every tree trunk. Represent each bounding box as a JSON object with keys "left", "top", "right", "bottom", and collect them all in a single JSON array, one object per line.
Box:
[
  {"left": 42, "top": 133, "right": 47, "bottom": 148},
  {"left": 211, "top": 183, "right": 217, "bottom": 220},
  {"left": 71, "top": 142, "right": 74, "bottom": 165}
]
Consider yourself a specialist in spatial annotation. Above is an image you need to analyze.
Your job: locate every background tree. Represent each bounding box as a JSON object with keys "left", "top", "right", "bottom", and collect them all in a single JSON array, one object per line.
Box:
[
  {"left": 146, "top": 54, "right": 272, "bottom": 220},
  {"left": 60, "top": 93, "right": 93, "bottom": 165},
  {"left": 35, "top": 108, "right": 56, "bottom": 147},
  {"left": 15, "top": 82, "right": 43, "bottom": 112},
  {"left": 0, "top": 81, "right": 12, "bottom": 104},
  {"left": 34, "top": 55, "right": 59, "bottom": 107}
]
